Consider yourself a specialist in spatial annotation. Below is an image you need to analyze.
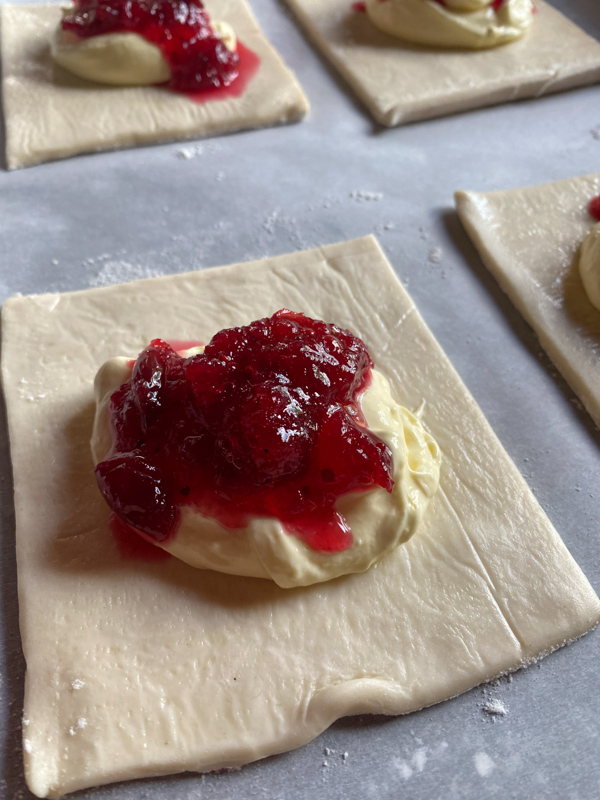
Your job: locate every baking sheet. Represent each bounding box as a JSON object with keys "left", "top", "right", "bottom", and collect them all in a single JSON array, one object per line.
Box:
[{"left": 1, "top": 0, "right": 599, "bottom": 798}]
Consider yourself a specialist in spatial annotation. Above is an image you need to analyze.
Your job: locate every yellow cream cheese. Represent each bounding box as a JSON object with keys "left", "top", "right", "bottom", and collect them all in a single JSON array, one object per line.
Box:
[
  {"left": 579, "top": 222, "right": 600, "bottom": 312},
  {"left": 365, "top": 0, "right": 534, "bottom": 50},
  {"left": 92, "top": 349, "right": 441, "bottom": 589},
  {"left": 51, "top": 17, "right": 236, "bottom": 87}
]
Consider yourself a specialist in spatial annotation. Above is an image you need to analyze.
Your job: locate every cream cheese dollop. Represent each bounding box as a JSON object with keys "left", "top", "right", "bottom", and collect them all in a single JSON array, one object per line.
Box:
[
  {"left": 579, "top": 222, "right": 600, "bottom": 311},
  {"left": 51, "top": 18, "right": 236, "bottom": 86},
  {"left": 92, "top": 348, "right": 441, "bottom": 589},
  {"left": 365, "top": 0, "right": 534, "bottom": 50}
]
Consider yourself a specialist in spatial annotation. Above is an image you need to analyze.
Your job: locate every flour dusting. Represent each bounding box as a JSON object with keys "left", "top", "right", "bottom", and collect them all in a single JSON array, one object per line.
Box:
[
  {"left": 89, "top": 260, "right": 163, "bottom": 288},
  {"left": 474, "top": 752, "right": 495, "bottom": 777},
  {"left": 350, "top": 190, "right": 383, "bottom": 203},
  {"left": 483, "top": 698, "right": 508, "bottom": 716}
]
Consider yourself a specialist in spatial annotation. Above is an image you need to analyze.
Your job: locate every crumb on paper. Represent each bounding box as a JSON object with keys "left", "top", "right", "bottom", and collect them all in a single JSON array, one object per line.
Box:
[
  {"left": 350, "top": 190, "right": 383, "bottom": 203},
  {"left": 175, "top": 144, "right": 204, "bottom": 160},
  {"left": 482, "top": 698, "right": 508, "bottom": 717},
  {"left": 428, "top": 247, "right": 443, "bottom": 263},
  {"left": 23, "top": 739, "right": 32, "bottom": 754},
  {"left": 71, "top": 679, "right": 85, "bottom": 691}
]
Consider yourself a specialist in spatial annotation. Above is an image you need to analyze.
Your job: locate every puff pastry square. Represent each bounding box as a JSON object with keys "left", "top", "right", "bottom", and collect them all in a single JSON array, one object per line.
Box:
[
  {"left": 282, "top": 0, "right": 600, "bottom": 126},
  {"left": 0, "top": 1, "right": 309, "bottom": 169},
  {"left": 456, "top": 172, "right": 600, "bottom": 430},
  {"left": 3, "top": 236, "right": 599, "bottom": 798}
]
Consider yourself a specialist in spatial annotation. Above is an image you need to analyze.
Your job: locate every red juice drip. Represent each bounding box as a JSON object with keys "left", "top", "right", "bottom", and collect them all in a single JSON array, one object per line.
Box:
[
  {"left": 351, "top": 2, "right": 367, "bottom": 12},
  {"left": 589, "top": 195, "right": 600, "bottom": 222},
  {"left": 61, "top": 0, "right": 255, "bottom": 95},
  {"left": 96, "top": 310, "right": 394, "bottom": 555},
  {"left": 184, "top": 43, "right": 260, "bottom": 104},
  {"left": 110, "top": 514, "right": 171, "bottom": 561}
]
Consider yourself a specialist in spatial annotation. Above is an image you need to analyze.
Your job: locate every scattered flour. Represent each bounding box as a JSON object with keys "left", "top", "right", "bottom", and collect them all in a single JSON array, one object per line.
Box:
[
  {"left": 428, "top": 247, "right": 443, "bottom": 263},
  {"left": 483, "top": 698, "right": 508, "bottom": 717},
  {"left": 23, "top": 739, "right": 32, "bottom": 754},
  {"left": 71, "top": 679, "right": 85, "bottom": 691},
  {"left": 393, "top": 758, "right": 413, "bottom": 780},
  {"left": 412, "top": 747, "right": 428, "bottom": 772},
  {"left": 89, "top": 260, "right": 163, "bottom": 288},
  {"left": 175, "top": 144, "right": 204, "bottom": 159},
  {"left": 474, "top": 751, "right": 495, "bottom": 777},
  {"left": 350, "top": 190, "right": 383, "bottom": 203}
]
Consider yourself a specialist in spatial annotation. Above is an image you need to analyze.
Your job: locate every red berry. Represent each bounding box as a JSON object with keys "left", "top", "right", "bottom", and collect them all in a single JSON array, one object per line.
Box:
[{"left": 589, "top": 195, "right": 600, "bottom": 222}]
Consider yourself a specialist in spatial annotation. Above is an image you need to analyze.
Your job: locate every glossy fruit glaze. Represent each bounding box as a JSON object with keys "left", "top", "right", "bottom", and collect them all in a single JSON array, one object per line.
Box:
[
  {"left": 589, "top": 195, "right": 600, "bottom": 222},
  {"left": 96, "top": 311, "right": 395, "bottom": 554},
  {"left": 61, "top": 0, "right": 241, "bottom": 93}
]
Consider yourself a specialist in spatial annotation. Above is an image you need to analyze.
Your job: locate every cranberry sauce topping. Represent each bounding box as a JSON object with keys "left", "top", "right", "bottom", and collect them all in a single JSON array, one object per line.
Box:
[
  {"left": 589, "top": 195, "right": 600, "bottom": 222},
  {"left": 62, "top": 0, "right": 240, "bottom": 93},
  {"left": 96, "top": 311, "right": 394, "bottom": 553}
]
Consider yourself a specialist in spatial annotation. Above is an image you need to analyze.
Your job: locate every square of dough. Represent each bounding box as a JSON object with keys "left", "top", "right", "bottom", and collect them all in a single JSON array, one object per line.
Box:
[
  {"left": 455, "top": 172, "right": 600, "bottom": 430},
  {"left": 282, "top": 0, "right": 600, "bottom": 127},
  {"left": 2, "top": 236, "right": 599, "bottom": 798},
  {"left": 0, "top": 1, "right": 309, "bottom": 169}
]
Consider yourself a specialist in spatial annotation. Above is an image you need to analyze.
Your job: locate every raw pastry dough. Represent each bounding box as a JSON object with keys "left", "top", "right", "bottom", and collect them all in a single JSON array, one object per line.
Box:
[
  {"left": 455, "top": 172, "right": 600, "bottom": 430},
  {"left": 282, "top": 0, "right": 600, "bottom": 126},
  {"left": 0, "top": 1, "right": 309, "bottom": 169},
  {"left": 2, "top": 236, "right": 599, "bottom": 798},
  {"left": 579, "top": 222, "right": 600, "bottom": 312}
]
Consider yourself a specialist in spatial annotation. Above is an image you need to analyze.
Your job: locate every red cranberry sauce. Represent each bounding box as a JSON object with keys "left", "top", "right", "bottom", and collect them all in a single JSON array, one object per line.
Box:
[
  {"left": 96, "top": 311, "right": 394, "bottom": 554},
  {"left": 589, "top": 195, "right": 600, "bottom": 222},
  {"left": 61, "top": 0, "right": 240, "bottom": 93}
]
